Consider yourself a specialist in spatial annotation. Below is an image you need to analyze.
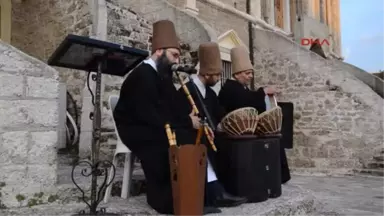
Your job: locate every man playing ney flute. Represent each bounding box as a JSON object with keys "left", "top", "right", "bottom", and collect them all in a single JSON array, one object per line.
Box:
[
  {"left": 218, "top": 46, "right": 291, "bottom": 184},
  {"left": 177, "top": 42, "right": 248, "bottom": 208},
  {"left": 113, "top": 20, "right": 238, "bottom": 214}
]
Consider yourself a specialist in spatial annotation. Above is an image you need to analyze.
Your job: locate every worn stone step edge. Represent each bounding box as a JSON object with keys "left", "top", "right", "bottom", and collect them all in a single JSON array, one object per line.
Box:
[
  {"left": 373, "top": 155, "right": 384, "bottom": 162},
  {"left": 354, "top": 168, "right": 384, "bottom": 177},
  {"left": 368, "top": 161, "right": 384, "bottom": 169},
  {"left": 0, "top": 185, "right": 319, "bottom": 216}
]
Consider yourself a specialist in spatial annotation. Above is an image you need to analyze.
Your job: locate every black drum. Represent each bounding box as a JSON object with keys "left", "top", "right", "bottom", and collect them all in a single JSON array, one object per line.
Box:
[{"left": 216, "top": 134, "right": 282, "bottom": 202}]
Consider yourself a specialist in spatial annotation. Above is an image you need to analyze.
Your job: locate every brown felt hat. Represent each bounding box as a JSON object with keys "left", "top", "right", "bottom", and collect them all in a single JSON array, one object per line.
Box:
[
  {"left": 230, "top": 46, "right": 253, "bottom": 75},
  {"left": 151, "top": 20, "right": 180, "bottom": 54},
  {"left": 198, "top": 42, "right": 222, "bottom": 76}
]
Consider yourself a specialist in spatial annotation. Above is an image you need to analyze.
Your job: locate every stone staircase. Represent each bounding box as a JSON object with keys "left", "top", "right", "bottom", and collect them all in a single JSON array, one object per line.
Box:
[{"left": 360, "top": 149, "right": 384, "bottom": 176}]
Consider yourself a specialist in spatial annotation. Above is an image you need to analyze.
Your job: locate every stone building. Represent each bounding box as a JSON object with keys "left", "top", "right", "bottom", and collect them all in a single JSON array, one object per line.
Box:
[{"left": 0, "top": 0, "right": 382, "bottom": 208}]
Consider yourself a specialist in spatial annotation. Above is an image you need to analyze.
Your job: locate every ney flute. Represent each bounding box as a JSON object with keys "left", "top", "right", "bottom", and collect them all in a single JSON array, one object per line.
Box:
[{"left": 175, "top": 71, "right": 217, "bottom": 152}]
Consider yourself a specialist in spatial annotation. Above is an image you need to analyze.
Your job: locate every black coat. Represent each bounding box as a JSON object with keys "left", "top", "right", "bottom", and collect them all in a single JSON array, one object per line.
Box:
[
  {"left": 114, "top": 63, "right": 194, "bottom": 151},
  {"left": 218, "top": 79, "right": 291, "bottom": 183},
  {"left": 113, "top": 63, "right": 195, "bottom": 214},
  {"left": 218, "top": 79, "right": 266, "bottom": 115}
]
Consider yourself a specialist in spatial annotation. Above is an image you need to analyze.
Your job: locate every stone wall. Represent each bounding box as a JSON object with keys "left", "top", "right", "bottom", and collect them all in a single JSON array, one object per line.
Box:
[
  {"left": 11, "top": 0, "right": 92, "bottom": 120},
  {"left": 0, "top": 42, "right": 60, "bottom": 208},
  {"left": 252, "top": 28, "right": 383, "bottom": 175},
  {"left": 195, "top": 0, "right": 249, "bottom": 45},
  {"left": 113, "top": 0, "right": 214, "bottom": 49}
]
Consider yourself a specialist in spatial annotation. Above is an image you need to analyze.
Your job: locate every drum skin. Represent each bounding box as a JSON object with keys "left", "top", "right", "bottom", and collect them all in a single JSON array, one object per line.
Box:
[
  {"left": 254, "top": 107, "right": 283, "bottom": 135},
  {"left": 216, "top": 134, "right": 282, "bottom": 202},
  {"left": 220, "top": 107, "right": 259, "bottom": 136}
]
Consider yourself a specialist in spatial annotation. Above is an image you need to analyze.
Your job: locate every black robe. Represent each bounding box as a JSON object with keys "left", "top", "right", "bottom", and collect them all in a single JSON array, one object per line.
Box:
[
  {"left": 177, "top": 81, "right": 227, "bottom": 172},
  {"left": 114, "top": 63, "right": 195, "bottom": 214},
  {"left": 218, "top": 79, "right": 291, "bottom": 184},
  {"left": 218, "top": 79, "right": 267, "bottom": 114}
]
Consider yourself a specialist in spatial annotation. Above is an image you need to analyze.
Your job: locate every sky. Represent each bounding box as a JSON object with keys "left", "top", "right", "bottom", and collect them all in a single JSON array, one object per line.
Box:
[{"left": 340, "top": 0, "right": 384, "bottom": 72}]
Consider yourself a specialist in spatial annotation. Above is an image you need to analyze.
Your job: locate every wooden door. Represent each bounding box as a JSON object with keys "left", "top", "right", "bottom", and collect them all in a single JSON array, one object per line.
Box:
[
  {"left": 0, "top": 0, "right": 12, "bottom": 44},
  {"left": 274, "top": 0, "right": 284, "bottom": 29}
]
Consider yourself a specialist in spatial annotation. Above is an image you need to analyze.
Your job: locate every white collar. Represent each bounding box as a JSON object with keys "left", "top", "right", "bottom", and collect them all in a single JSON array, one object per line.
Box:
[
  {"left": 191, "top": 74, "right": 206, "bottom": 98},
  {"left": 143, "top": 58, "right": 157, "bottom": 72}
]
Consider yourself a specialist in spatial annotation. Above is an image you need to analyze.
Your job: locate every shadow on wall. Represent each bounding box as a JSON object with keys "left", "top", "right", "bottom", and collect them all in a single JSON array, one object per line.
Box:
[{"left": 113, "top": 0, "right": 217, "bottom": 50}]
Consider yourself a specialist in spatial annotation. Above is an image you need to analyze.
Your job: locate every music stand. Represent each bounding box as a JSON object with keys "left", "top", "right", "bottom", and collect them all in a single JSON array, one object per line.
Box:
[{"left": 48, "top": 34, "right": 148, "bottom": 215}]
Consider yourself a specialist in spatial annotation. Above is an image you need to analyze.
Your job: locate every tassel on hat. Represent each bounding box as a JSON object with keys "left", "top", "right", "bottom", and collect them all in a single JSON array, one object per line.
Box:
[
  {"left": 230, "top": 46, "right": 253, "bottom": 75},
  {"left": 198, "top": 42, "right": 222, "bottom": 76},
  {"left": 151, "top": 20, "right": 180, "bottom": 54}
]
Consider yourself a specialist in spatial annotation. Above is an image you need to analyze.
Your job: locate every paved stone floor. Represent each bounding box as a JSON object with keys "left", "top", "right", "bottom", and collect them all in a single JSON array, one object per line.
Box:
[
  {"left": 290, "top": 175, "right": 384, "bottom": 216},
  {"left": 1, "top": 174, "right": 383, "bottom": 215}
]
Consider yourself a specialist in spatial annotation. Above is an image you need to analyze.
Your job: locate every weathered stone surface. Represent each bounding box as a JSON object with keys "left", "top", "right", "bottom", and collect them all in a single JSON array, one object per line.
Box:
[
  {"left": 0, "top": 74, "right": 24, "bottom": 97},
  {"left": 0, "top": 183, "right": 317, "bottom": 215},
  {"left": 11, "top": 0, "right": 92, "bottom": 120},
  {"left": 252, "top": 28, "right": 383, "bottom": 174},
  {"left": 26, "top": 77, "right": 59, "bottom": 99},
  {"left": 0, "top": 41, "right": 60, "bottom": 208}
]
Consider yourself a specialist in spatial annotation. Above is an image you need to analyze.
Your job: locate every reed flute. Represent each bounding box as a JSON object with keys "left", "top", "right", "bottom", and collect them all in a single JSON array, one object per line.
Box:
[{"left": 175, "top": 72, "right": 217, "bottom": 152}]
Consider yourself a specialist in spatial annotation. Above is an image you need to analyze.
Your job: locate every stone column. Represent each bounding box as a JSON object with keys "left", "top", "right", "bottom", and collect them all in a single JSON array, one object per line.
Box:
[
  {"left": 266, "top": 0, "right": 275, "bottom": 25},
  {"left": 251, "top": 0, "right": 262, "bottom": 19},
  {"left": 307, "top": 0, "right": 314, "bottom": 18},
  {"left": 184, "top": 0, "right": 199, "bottom": 15},
  {"left": 283, "top": 0, "right": 291, "bottom": 32}
]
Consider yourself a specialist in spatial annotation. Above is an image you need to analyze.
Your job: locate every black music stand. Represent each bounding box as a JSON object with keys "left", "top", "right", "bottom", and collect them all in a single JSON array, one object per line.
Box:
[{"left": 48, "top": 34, "right": 148, "bottom": 215}]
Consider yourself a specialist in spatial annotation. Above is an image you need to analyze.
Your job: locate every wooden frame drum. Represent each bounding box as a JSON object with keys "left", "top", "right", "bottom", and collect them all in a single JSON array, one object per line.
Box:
[
  {"left": 254, "top": 95, "right": 283, "bottom": 135},
  {"left": 220, "top": 107, "right": 259, "bottom": 136}
]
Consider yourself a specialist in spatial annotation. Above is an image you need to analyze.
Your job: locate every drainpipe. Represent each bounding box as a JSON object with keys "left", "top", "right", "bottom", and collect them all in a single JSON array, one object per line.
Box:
[{"left": 246, "top": 0, "right": 255, "bottom": 90}]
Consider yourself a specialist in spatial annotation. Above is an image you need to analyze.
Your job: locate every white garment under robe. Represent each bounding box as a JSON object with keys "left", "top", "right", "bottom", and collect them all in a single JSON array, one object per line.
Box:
[{"left": 190, "top": 74, "right": 218, "bottom": 183}]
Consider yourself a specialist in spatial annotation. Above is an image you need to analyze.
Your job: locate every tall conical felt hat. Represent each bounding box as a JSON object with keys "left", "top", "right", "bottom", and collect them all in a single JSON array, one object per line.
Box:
[
  {"left": 230, "top": 46, "right": 253, "bottom": 74},
  {"left": 151, "top": 20, "right": 180, "bottom": 54},
  {"left": 198, "top": 42, "right": 222, "bottom": 75}
]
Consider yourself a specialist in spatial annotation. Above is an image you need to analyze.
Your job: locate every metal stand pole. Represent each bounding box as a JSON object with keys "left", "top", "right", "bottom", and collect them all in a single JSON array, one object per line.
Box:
[{"left": 71, "top": 58, "right": 118, "bottom": 216}]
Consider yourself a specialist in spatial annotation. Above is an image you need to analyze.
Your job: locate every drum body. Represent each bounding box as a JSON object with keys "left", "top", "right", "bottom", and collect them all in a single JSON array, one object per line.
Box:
[
  {"left": 216, "top": 134, "right": 282, "bottom": 202},
  {"left": 255, "top": 107, "right": 283, "bottom": 135},
  {"left": 169, "top": 144, "right": 207, "bottom": 215},
  {"left": 220, "top": 107, "right": 259, "bottom": 136}
]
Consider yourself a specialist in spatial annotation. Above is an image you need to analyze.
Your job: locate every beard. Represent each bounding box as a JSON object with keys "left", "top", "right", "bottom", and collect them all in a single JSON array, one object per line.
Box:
[{"left": 156, "top": 52, "right": 173, "bottom": 79}]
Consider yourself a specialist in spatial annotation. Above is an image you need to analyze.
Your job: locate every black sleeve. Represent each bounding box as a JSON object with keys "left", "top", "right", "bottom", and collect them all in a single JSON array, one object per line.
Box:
[
  {"left": 129, "top": 69, "right": 167, "bottom": 128},
  {"left": 249, "top": 87, "right": 267, "bottom": 113},
  {"left": 212, "top": 93, "right": 227, "bottom": 124}
]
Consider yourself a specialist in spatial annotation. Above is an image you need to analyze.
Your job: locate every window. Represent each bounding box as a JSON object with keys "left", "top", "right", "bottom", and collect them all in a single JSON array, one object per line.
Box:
[{"left": 221, "top": 60, "right": 232, "bottom": 87}]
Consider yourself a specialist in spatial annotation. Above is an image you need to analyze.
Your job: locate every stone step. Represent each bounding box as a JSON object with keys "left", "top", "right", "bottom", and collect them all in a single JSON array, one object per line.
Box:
[
  {"left": 0, "top": 184, "right": 321, "bottom": 216},
  {"left": 368, "top": 161, "right": 384, "bottom": 169},
  {"left": 373, "top": 155, "right": 384, "bottom": 162},
  {"left": 354, "top": 168, "right": 384, "bottom": 177}
]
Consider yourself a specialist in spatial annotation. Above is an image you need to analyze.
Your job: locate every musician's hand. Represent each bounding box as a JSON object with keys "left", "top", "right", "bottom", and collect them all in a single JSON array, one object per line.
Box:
[
  {"left": 264, "top": 86, "right": 277, "bottom": 95},
  {"left": 189, "top": 112, "right": 201, "bottom": 129},
  {"left": 206, "top": 126, "right": 215, "bottom": 139},
  {"left": 217, "top": 123, "right": 224, "bottom": 132}
]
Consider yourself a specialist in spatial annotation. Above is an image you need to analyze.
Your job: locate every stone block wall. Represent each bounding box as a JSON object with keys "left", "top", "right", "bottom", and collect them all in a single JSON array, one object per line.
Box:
[
  {"left": 252, "top": 28, "right": 383, "bottom": 174},
  {"left": 0, "top": 42, "right": 60, "bottom": 208},
  {"left": 11, "top": 0, "right": 92, "bottom": 119},
  {"left": 195, "top": 0, "right": 249, "bottom": 45}
]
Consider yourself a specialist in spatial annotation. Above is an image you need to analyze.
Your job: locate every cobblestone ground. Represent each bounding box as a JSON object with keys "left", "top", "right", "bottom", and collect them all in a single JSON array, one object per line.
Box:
[{"left": 290, "top": 175, "right": 384, "bottom": 215}]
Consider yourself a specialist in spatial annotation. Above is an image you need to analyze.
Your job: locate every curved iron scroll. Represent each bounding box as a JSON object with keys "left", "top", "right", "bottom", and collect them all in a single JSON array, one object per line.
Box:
[{"left": 71, "top": 160, "right": 116, "bottom": 215}]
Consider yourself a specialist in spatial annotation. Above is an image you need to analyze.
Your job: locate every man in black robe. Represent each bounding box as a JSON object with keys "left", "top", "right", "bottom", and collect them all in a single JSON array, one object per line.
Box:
[
  {"left": 177, "top": 42, "right": 248, "bottom": 208},
  {"left": 113, "top": 20, "right": 241, "bottom": 215},
  {"left": 218, "top": 46, "right": 291, "bottom": 184}
]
